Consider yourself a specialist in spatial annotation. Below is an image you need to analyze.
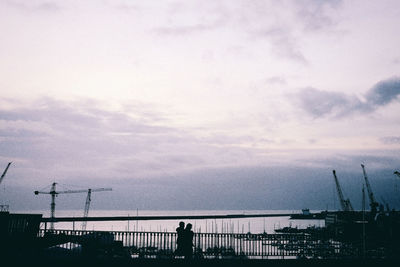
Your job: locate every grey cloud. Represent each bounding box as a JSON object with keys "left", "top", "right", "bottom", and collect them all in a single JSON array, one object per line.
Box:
[
  {"left": 258, "top": 27, "right": 307, "bottom": 64},
  {"left": 3, "top": 0, "right": 61, "bottom": 12},
  {"left": 153, "top": 1, "right": 226, "bottom": 36},
  {"left": 0, "top": 98, "right": 185, "bottom": 180},
  {"left": 296, "top": 77, "right": 400, "bottom": 118},
  {"left": 150, "top": 0, "right": 342, "bottom": 63},
  {"left": 294, "top": 0, "right": 343, "bottom": 31},
  {"left": 1, "top": 98, "right": 170, "bottom": 136},
  {"left": 365, "top": 78, "right": 400, "bottom": 106},
  {"left": 266, "top": 76, "right": 287, "bottom": 85},
  {"left": 380, "top": 136, "right": 400, "bottom": 145},
  {"left": 295, "top": 87, "right": 361, "bottom": 117},
  {"left": 37, "top": 2, "right": 60, "bottom": 11},
  {"left": 309, "top": 152, "right": 400, "bottom": 170},
  {"left": 154, "top": 22, "right": 222, "bottom": 36},
  {"left": 234, "top": 0, "right": 342, "bottom": 63},
  {"left": 0, "top": 97, "right": 272, "bottom": 184}
]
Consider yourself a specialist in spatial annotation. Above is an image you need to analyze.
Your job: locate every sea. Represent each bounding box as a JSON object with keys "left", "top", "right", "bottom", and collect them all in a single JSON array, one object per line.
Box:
[{"left": 17, "top": 209, "right": 325, "bottom": 234}]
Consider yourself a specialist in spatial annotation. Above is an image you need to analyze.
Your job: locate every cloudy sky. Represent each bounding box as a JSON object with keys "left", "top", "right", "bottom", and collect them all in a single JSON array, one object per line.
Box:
[{"left": 1, "top": 0, "right": 400, "bottom": 210}]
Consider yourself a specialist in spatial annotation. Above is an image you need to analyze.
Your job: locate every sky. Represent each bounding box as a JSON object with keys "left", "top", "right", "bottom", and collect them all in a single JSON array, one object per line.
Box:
[{"left": 0, "top": 0, "right": 400, "bottom": 211}]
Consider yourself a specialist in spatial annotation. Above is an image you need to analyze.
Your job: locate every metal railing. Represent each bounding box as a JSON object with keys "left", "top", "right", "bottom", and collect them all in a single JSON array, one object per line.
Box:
[{"left": 38, "top": 229, "right": 362, "bottom": 259}]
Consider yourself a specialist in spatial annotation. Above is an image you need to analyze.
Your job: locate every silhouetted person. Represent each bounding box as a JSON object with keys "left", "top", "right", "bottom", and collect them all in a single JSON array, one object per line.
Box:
[
  {"left": 175, "top": 221, "right": 185, "bottom": 256},
  {"left": 183, "top": 223, "right": 194, "bottom": 259}
]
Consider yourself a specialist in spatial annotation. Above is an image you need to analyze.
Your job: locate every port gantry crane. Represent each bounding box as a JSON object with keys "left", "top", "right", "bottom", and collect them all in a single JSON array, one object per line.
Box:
[
  {"left": 34, "top": 182, "right": 112, "bottom": 230},
  {"left": 361, "top": 164, "right": 379, "bottom": 214},
  {"left": 332, "top": 170, "right": 354, "bottom": 211}
]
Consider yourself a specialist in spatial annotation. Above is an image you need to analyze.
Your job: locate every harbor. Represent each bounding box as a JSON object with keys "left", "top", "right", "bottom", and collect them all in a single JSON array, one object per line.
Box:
[
  {"left": 2, "top": 162, "right": 400, "bottom": 265},
  {"left": 1, "top": 208, "right": 400, "bottom": 265}
]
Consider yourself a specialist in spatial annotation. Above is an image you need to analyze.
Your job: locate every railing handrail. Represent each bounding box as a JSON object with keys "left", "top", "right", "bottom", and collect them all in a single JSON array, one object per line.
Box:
[
  {"left": 39, "top": 229, "right": 312, "bottom": 236},
  {"left": 37, "top": 228, "right": 365, "bottom": 259}
]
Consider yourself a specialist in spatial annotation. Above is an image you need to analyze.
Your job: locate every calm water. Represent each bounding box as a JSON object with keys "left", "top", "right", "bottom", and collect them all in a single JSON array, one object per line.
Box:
[{"left": 19, "top": 209, "right": 325, "bottom": 234}]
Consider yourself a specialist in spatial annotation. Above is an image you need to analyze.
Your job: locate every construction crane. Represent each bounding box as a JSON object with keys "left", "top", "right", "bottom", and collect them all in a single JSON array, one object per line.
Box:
[
  {"left": 361, "top": 164, "right": 379, "bottom": 214},
  {"left": 332, "top": 170, "right": 354, "bottom": 211},
  {"left": 0, "top": 162, "right": 12, "bottom": 185},
  {"left": 0, "top": 162, "right": 12, "bottom": 212},
  {"left": 81, "top": 187, "right": 112, "bottom": 230},
  {"left": 34, "top": 182, "right": 111, "bottom": 230}
]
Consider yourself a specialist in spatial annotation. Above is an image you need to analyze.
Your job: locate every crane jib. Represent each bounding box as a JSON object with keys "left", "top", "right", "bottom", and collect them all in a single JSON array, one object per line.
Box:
[{"left": 0, "top": 162, "right": 12, "bottom": 185}]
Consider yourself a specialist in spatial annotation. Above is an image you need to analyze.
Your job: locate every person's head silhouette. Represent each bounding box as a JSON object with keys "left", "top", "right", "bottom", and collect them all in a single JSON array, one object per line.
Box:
[
  {"left": 186, "top": 223, "right": 192, "bottom": 230},
  {"left": 179, "top": 221, "right": 185, "bottom": 228}
]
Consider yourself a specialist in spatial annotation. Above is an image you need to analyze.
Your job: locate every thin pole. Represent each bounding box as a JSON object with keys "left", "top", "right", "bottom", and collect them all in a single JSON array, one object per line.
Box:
[{"left": 362, "top": 184, "right": 366, "bottom": 258}]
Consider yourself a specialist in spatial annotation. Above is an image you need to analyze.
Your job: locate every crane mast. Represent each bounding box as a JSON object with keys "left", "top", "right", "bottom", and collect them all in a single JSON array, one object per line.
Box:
[
  {"left": 361, "top": 164, "right": 379, "bottom": 213},
  {"left": 82, "top": 189, "right": 91, "bottom": 230},
  {"left": 332, "top": 170, "right": 353, "bottom": 211},
  {"left": 50, "top": 182, "right": 56, "bottom": 222}
]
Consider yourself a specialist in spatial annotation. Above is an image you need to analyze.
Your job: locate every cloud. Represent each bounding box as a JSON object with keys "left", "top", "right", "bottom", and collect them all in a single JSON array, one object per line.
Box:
[
  {"left": 380, "top": 136, "right": 400, "bottom": 145},
  {"left": 294, "top": 0, "right": 343, "bottom": 31},
  {"left": 266, "top": 76, "right": 287, "bottom": 85},
  {"left": 365, "top": 77, "right": 400, "bottom": 106},
  {"left": 237, "top": 0, "right": 342, "bottom": 63},
  {"left": 294, "top": 87, "right": 361, "bottom": 117},
  {"left": 152, "top": 1, "right": 226, "bottom": 36},
  {"left": 150, "top": 0, "right": 343, "bottom": 63},
  {"left": 295, "top": 77, "right": 400, "bottom": 118},
  {"left": 257, "top": 27, "right": 308, "bottom": 64},
  {"left": 3, "top": 0, "right": 61, "bottom": 13},
  {"left": 0, "top": 98, "right": 184, "bottom": 180},
  {"left": 0, "top": 97, "right": 276, "bottom": 184},
  {"left": 154, "top": 21, "right": 223, "bottom": 36}
]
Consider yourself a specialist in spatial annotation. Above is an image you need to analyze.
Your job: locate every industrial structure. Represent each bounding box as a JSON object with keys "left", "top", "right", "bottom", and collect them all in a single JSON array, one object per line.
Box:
[
  {"left": 0, "top": 162, "right": 12, "bottom": 186},
  {"left": 0, "top": 163, "right": 399, "bottom": 262},
  {"left": 0, "top": 162, "right": 12, "bottom": 212},
  {"left": 360, "top": 164, "right": 379, "bottom": 214},
  {"left": 81, "top": 188, "right": 112, "bottom": 230},
  {"left": 332, "top": 170, "right": 353, "bottom": 212},
  {"left": 34, "top": 183, "right": 111, "bottom": 230}
]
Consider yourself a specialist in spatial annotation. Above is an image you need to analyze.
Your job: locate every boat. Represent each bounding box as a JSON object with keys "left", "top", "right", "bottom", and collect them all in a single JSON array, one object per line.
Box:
[{"left": 290, "top": 209, "right": 327, "bottom": 219}]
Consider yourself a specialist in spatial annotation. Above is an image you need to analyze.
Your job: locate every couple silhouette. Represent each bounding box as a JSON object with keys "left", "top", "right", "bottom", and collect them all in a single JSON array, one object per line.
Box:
[{"left": 175, "top": 221, "right": 194, "bottom": 259}]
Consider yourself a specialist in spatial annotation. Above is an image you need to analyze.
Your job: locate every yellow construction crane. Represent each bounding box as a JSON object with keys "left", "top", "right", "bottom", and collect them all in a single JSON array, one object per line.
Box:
[{"left": 34, "top": 182, "right": 111, "bottom": 230}]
